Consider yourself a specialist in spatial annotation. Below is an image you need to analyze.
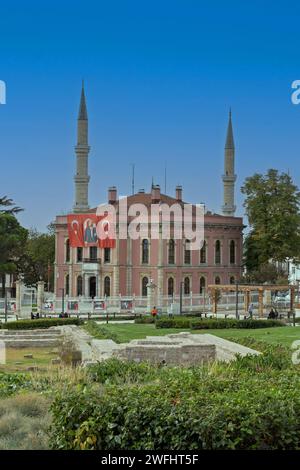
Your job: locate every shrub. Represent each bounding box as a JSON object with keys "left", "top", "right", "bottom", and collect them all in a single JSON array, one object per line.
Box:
[
  {"left": 155, "top": 316, "right": 191, "bottom": 329},
  {"left": 87, "top": 358, "right": 160, "bottom": 384},
  {"left": 0, "top": 393, "right": 51, "bottom": 450},
  {"left": 134, "top": 316, "right": 155, "bottom": 324},
  {"left": 2, "top": 318, "right": 83, "bottom": 330},
  {"left": 155, "top": 317, "right": 285, "bottom": 330},
  {"left": 49, "top": 355, "right": 300, "bottom": 450},
  {"left": 83, "top": 321, "right": 122, "bottom": 343},
  {"left": 0, "top": 373, "right": 32, "bottom": 398}
]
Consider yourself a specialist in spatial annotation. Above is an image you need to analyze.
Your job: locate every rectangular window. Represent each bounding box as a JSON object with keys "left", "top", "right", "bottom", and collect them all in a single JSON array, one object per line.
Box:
[
  {"left": 77, "top": 247, "right": 83, "bottom": 262},
  {"left": 89, "top": 246, "right": 97, "bottom": 261},
  {"left": 104, "top": 248, "right": 111, "bottom": 263}
]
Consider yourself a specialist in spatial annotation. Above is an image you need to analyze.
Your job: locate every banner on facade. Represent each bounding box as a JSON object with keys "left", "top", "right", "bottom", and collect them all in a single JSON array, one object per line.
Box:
[
  {"left": 68, "top": 301, "right": 79, "bottom": 312},
  {"left": 67, "top": 214, "right": 116, "bottom": 248},
  {"left": 93, "top": 300, "right": 106, "bottom": 311}
]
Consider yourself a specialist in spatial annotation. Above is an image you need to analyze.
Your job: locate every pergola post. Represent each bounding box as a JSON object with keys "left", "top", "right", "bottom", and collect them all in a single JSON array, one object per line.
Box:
[
  {"left": 244, "top": 290, "right": 250, "bottom": 313},
  {"left": 212, "top": 288, "right": 217, "bottom": 314},
  {"left": 290, "top": 286, "right": 295, "bottom": 325},
  {"left": 258, "top": 288, "right": 264, "bottom": 317}
]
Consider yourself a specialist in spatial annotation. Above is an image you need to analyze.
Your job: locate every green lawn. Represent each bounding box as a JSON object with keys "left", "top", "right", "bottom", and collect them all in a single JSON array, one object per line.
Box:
[
  {"left": 103, "top": 323, "right": 300, "bottom": 347},
  {"left": 0, "top": 348, "right": 58, "bottom": 373}
]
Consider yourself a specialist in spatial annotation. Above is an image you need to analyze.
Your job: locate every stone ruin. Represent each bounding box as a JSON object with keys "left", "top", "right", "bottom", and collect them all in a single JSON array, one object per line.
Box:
[
  {"left": 58, "top": 326, "right": 260, "bottom": 366},
  {"left": 0, "top": 325, "right": 260, "bottom": 366}
]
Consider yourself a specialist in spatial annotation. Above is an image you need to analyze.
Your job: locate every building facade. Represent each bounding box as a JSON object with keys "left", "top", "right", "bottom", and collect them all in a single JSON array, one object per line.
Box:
[{"left": 54, "top": 86, "right": 244, "bottom": 302}]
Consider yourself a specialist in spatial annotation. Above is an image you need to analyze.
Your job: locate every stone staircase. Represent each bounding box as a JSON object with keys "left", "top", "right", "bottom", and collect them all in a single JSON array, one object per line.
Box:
[{"left": 0, "top": 328, "right": 62, "bottom": 348}]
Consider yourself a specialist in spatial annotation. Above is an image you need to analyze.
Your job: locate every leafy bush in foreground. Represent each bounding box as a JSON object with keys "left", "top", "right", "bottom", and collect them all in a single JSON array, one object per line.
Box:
[
  {"left": 50, "top": 347, "right": 300, "bottom": 450},
  {"left": 0, "top": 373, "right": 32, "bottom": 398}
]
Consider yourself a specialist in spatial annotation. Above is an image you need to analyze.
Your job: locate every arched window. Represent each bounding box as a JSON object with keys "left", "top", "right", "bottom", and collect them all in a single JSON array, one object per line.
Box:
[
  {"left": 77, "top": 275, "right": 83, "bottom": 296},
  {"left": 65, "top": 239, "right": 70, "bottom": 262},
  {"left": 168, "top": 277, "right": 174, "bottom": 296},
  {"left": 142, "top": 276, "right": 148, "bottom": 296},
  {"left": 65, "top": 274, "right": 69, "bottom": 295},
  {"left": 168, "top": 239, "right": 175, "bottom": 264},
  {"left": 200, "top": 276, "right": 206, "bottom": 295},
  {"left": 215, "top": 276, "right": 221, "bottom": 285},
  {"left": 104, "top": 276, "right": 110, "bottom": 297},
  {"left": 184, "top": 240, "right": 191, "bottom": 264},
  {"left": 215, "top": 240, "right": 221, "bottom": 265},
  {"left": 200, "top": 240, "right": 206, "bottom": 264},
  {"left": 230, "top": 276, "right": 235, "bottom": 285},
  {"left": 142, "top": 239, "right": 149, "bottom": 264},
  {"left": 184, "top": 277, "right": 190, "bottom": 295},
  {"left": 230, "top": 240, "right": 235, "bottom": 264}
]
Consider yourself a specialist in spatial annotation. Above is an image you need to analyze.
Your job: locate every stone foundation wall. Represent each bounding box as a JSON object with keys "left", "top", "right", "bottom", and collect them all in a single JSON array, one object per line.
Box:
[{"left": 115, "top": 343, "right": 216, "bottom": 365}]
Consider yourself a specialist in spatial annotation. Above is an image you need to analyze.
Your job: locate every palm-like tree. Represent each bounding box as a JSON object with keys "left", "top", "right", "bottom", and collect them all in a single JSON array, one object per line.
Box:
[{"left": 0, "top": 196, "right": 23, "bottom": 215}]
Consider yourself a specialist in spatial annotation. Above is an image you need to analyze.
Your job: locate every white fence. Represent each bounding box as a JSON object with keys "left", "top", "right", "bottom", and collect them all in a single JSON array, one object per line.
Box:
[{"left": 0, "top": 290, "right": 291, "bottom": 317}]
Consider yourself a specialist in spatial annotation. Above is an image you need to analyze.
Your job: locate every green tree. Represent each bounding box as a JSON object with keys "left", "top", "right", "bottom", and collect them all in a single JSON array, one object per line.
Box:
[
  {"left": 19, "top": 226, "right": 55, "bottom": 290},
  {"left": 0, "top": 213, "right": 28, "bottom": 297},
  {"left": 241, "top": 169, "right": 300, "bottom": 271},
  {"left": 241, "top": 263, "right": 288, "bottom": 285},
  {"left": 0, "top": 196, "right": 22, "bottom": 215}
]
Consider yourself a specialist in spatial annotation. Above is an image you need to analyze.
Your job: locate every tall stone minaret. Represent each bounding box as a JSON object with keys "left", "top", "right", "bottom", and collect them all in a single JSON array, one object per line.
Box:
[
  {"left": 222, "top": 110, "right": 236, "bottom": 216},
  {"left": 73, "top": 83, "right": 90, "bottom": 213}
]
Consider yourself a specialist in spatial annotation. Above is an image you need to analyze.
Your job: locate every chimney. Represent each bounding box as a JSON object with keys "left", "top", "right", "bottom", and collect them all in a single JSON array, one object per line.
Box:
[
  {"left": 138, "top": 189, "right": 145, "bottom": 194},
  {"left": 108, "top": 186, "right": 117, "bottom": 204},
  {"left": 176, "top": 185, "right": 182, "bottom": 201},
  {"left": 151, "top": 184, "right": 161, "bottom": 203}
]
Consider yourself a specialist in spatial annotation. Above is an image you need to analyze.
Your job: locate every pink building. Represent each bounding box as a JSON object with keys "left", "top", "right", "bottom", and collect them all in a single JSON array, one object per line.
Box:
[{"left": 54, "top": 86, "right": 244, "bottom": 305}]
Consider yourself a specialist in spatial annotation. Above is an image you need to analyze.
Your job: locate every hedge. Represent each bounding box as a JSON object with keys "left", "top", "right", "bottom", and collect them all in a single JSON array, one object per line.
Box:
[
  {"left": 1, "top": 318, "right": 83, "bottom": 330},
  {"left": 155, "top": 317, "right": 285, "bottom": 329},
  {"left": 135, "top": 312, "right": 204, "bottom": 324},
  {"left": 49, "top": 347, "right": 300, "bottom": 450}
]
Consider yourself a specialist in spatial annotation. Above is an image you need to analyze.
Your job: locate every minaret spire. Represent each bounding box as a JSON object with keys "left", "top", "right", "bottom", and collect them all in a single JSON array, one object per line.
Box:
[
  {"left": 222, "top": 109, "right": 236, "bottom": 216},
  {"left": 78, "top": 81, "right": 88, "bottom": 121},
  {"left": 73, "top": 82, "right": 90, "bottom": 213}
]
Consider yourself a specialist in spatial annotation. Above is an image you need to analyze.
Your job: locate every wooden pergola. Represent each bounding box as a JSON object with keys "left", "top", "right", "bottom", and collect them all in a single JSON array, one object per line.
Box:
[{"left": 208, "top": 284, "right": 296, "bottom": 317}]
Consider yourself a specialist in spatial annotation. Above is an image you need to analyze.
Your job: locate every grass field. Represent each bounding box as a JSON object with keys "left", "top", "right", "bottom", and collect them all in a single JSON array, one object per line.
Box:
[
  {"left": 102, "top": 323, "right": 300, "bottom": 347},
  {"left": 0, "top": 347, "right": 58, "bottom": 373}
]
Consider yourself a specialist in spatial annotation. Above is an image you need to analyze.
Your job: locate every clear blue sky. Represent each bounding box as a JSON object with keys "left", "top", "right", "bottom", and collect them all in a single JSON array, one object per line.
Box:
[{"left": 1, "top": 0, "right": 300, "bottom": 231}]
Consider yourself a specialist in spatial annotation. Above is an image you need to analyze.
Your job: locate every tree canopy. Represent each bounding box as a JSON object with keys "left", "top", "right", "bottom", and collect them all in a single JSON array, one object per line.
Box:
[
  {"left": 19, "top": 226, "right": 55, "bottom": 290},
  {"left": 241, "top": 169, "right": 300, "bottom": 273}
]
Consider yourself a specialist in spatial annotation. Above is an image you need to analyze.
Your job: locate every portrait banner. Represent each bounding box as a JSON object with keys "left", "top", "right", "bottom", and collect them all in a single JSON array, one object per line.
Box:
[{"left": 67, "top": 214, "right": 116, "bottom": 248}]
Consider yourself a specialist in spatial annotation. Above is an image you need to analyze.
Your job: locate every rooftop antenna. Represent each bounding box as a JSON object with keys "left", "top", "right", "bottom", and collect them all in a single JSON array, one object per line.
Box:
[
  {"left": 132, "top": 164, "right": 135, "bottom": 195},
  {"left": 164, "top": 163, "right": 167, "bottom": 194}
]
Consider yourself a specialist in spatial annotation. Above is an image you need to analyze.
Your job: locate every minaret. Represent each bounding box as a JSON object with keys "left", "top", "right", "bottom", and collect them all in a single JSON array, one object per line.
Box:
[
  {"left": 222, "top": 109, "right": 236, "bottom": 216},
  {"left": 73, "top": 82, "right": 90, "bottom": 213}
]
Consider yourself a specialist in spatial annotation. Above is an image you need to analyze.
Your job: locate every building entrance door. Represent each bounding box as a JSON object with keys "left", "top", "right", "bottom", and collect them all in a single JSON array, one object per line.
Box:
[{"left": 89, "top": 276, "right": 96, "bottom": 298}]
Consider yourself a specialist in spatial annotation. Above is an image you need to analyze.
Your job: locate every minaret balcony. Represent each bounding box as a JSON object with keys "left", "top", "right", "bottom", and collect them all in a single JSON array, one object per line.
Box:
[{"left": 222, "top": 174, "right": 237, "bottom": 182}]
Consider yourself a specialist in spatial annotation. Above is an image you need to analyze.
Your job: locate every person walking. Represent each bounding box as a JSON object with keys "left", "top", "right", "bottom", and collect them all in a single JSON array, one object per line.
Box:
[
  {"left": 248, "top": 303, "right": 254, "bottom": 319},
  {"left": 151, "top": 306, "right": 158, "bottom": 319}
]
